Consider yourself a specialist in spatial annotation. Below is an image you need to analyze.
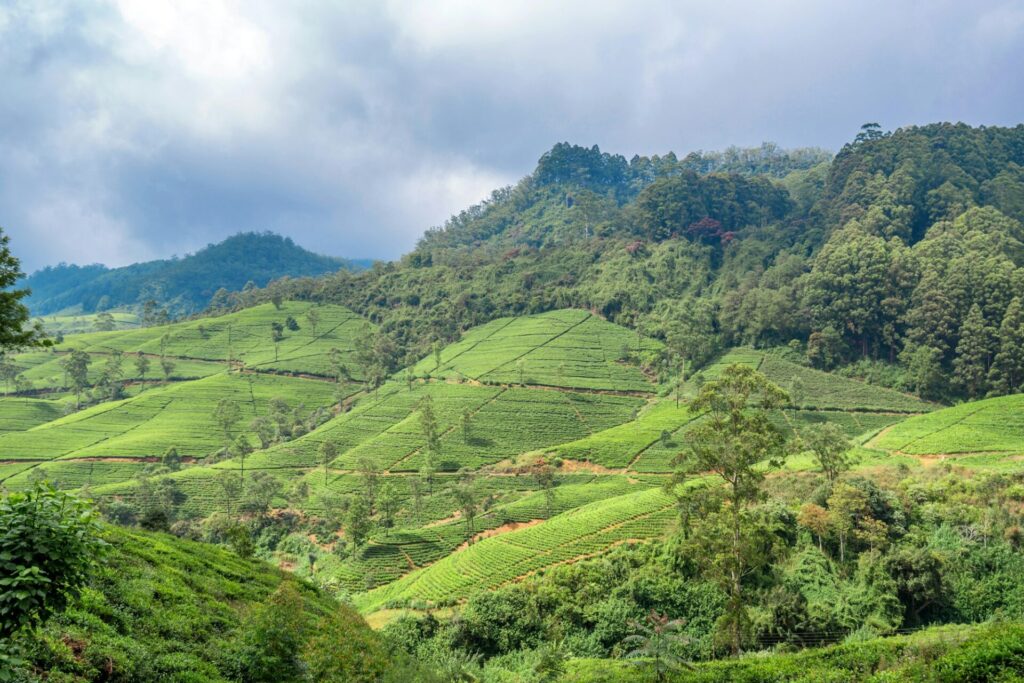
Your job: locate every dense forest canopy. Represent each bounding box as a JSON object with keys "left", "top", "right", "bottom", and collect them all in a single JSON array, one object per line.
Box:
[
  {"left": 21, "top": 232, "right": 369, "bottom": 317},
  {"left": 242, "top": 123, "right": 1024, "bottom": 403}
]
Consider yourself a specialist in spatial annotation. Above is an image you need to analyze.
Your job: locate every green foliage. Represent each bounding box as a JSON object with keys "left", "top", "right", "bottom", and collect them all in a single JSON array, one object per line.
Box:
[{"left": 0, "top": 485, "right": 103, "bottom": 639}]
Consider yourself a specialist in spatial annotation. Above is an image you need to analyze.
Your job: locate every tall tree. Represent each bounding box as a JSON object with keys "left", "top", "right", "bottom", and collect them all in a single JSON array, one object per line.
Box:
[
  {"left": 0, "top": 228, "right": 44, "bottom": 352},
  {"left": 134, "top": 352, "right": 150, "bottom": 383},
  {"left": 319, "top": 441, "right": 337, "bottom": 486},
  {"left": 214, "top": 399, "right": 242, "bottom": 443},
  {"left": 802, "top": 423, "right": 855, "bottom": 486},
  {"left": 988, "top": 297, "right": 1024, "bottom": 395},
  {"left": 670, "top": 364, "right": 789, "bottom": 655},
  {"left": 953, "top": 303, "right": 994, "bottom": 398},
  {"left": 61, "top": 349, "right": 91, "bottom": 409}
]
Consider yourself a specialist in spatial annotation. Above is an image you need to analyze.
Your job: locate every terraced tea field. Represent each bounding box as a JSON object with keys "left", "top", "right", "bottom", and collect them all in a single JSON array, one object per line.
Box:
[
  {"left": 0, "top": 397, "right": 63, "bottom": 433},
  {"left": 7, "top": 303, "right": 1010, "bottom": 622},
  {"left": 355, "top": 487, "right": 676, "bottom": 612},
  {"left": 44, "top": 302, "right": 369, "bottom": 379},
  {"left": 0, "top": 372, "right": 339, "bottom": 488},
  {"left": 870, "top": 394, "right": 1024, "bottom": 459},
  {"left": 412, "top": 309, "right": 662, "bottom": 392}
]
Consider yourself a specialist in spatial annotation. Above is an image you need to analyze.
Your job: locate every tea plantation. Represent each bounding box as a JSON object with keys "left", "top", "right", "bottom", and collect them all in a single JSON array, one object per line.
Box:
[{"left": 4, "top": 302, "right": 1024, "bottom": 661}]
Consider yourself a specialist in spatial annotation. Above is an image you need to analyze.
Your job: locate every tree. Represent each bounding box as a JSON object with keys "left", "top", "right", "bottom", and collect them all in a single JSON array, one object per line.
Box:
[
  {"left": 797, "top": 503, "right": 830, "bottom": 551},
  {"left": 214, "top": 399, "right": 242, "bottom": 443},
  {"left": 285, "top": 316, "right": 299, "bottom": 332},
  {"left": 162, "top": 446, "right": 182, "bottom": 471},
  {"left": 61, "top": 349, "right": 91, "bottom": 409},
  {"left": 954, "top": 303, "right": 995, "bottom": 398},
  {"left": 319, "top": 441, "right": 338, "bottom": 486},
  {"left": 94, "top": 312, "right": 115, "bottom": 332},
  {"left": 271, "top": 321, "right": 285, "bottom": 344},
  {"left": 432, "top": 341, "right": 443, "bottom": 371},
  {"left": 230, "top": 582, "right": 306, "bottom": 683},
  {"left": 377, "top": 481, "right": 398, "bottom": 534},
  {"left": 0, "top": 228, "right": 44, "bottom": 352},
  {"left": 271, "top": 292, "right": 284, "bottom": 310},
  {"left": 160, "top": 357, "right": 176, "bottom": 382},
  {"left": 305, "top": 307, "right": 321, "bottom": 335},
  {"left": 0, "top": 485, "right": 103, "bottom": 641},
  {"left": 228, "top": 433, "right": 251, "bottom": 498},
  {"left": 826, "top": 483, "right": 871, "bottom": 563},
  {"left": 99, "top": 349, "right": 125, "bottom": 399},
  {"left": 134, "top": 352, "right": 150, "bottom": 383},
  {"left": 535, "top": 463, "right": 558, "bottom": 515},
  {"left": 346, "top": 496, "right": 372, "bottom": 548},
  {"left": 802, "top": 423, "right": 855, "bottom": 486},
  {"left": 670, "top": 364, "right": 789, "bottom": 655},
  {"left": 419, "top": 395, "right": 441, "bottom": 455},
  {"left": 240, "top": 471, "right": 281, "bottom": 518},
  {"left": 901, "top": 344, "right": 946, "bottom": 400},
  {"left": 250, "top": 416, "right": 279, "bottom": 449},
  {"left": 988, "top": 296, "right": 1024, "bottom": 395},
  {"left": 357, "top": 457, "right": 380, "bottom": 511},
  {"left": 408, "top": 474, "right": 425, "bottom": 524},
  {"left": 621, "top": 611, "right": 691, "bottom": 682},
  {"left": 451, "top": 471, "right": 479, "bottom": 538}
]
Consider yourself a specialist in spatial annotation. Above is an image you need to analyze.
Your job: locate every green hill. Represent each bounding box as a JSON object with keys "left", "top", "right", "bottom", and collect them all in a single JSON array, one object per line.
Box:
[
  {"left": 21, "top": 232, "right": 368, "bottom": 316},
  {"left": 21, "top": 524, "right": 425, "bottom": 682}
]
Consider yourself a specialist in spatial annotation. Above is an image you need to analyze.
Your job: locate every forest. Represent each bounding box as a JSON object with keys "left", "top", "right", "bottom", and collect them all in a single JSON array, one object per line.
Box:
[{"left": 1, "top": 122, "right": 1023, "bottom": 682}]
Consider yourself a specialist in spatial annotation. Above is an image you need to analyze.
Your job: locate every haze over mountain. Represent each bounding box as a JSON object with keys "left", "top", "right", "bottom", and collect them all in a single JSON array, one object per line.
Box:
[{"left": 21, "top": 232, "right": 368, "bottom": 316}]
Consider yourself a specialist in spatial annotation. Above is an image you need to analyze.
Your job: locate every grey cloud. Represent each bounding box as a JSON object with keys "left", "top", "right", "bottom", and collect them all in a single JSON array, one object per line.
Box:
[{"left": 0, "top": 0, "right": 1022, "bottom": 272}]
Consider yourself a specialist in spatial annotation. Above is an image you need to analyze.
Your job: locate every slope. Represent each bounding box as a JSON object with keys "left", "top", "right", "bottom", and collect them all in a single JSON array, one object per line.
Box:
[
  {"left": 869, "top": 393, "right": 1024, "bottom": 466},
  {"left": 22, "top": 524, "right": 395, "bottom": 682},
  {"left": 0, "top": 372, "right": 338, "bottom": 490}
]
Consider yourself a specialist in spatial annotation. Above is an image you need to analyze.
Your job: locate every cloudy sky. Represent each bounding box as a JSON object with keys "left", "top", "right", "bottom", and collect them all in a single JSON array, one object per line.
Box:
[{"left": 2, "top": 1, "right": 1023, "bottom": 272}]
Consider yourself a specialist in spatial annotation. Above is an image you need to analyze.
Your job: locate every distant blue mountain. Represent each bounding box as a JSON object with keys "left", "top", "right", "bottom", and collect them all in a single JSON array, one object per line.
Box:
[{"left": 22, "top": 232, "right": 370, "bottom": 315}]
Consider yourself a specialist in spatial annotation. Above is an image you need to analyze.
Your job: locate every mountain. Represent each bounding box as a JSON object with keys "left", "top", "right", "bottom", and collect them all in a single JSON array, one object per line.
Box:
[
  {"left": 261, "top": 123, "right": 1024, "bottom": 403},
  {"left": 20, "top": 232, "right": 370, "bottom": 317}
]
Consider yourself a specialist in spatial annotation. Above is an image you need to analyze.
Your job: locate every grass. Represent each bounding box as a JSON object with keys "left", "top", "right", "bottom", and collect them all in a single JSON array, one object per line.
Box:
[{"left": 873, "top": 393, "right": 1024, "bottom": 456}]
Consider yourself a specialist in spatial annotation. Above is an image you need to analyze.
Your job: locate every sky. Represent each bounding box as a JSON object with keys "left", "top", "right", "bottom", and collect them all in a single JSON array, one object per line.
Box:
[{"left": 2, "top": 1, "right": 1023, "bottom": 272}]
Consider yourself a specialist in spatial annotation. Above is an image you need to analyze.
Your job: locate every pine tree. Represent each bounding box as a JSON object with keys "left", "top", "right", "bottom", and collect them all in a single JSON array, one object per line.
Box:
[
  {"left": 953, "top": 304, "right": 994, "bottom": 399},
  {"left": 988, "top": 297, "right": 1024, "bottom": 395}
]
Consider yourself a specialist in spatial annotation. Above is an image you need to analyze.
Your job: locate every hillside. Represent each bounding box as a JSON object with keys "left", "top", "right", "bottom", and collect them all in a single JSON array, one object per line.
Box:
[
  {"left": 21, "top": 232, "right": 368, "bottom": 317},
  {"left": 2, "top": 122, "right": 1024, "bottom": 681},
  {"left": 20, "top": 524, "right": 428, "bottom": 682},
  {"left": 255, "top": 124, "right": 1024, "bottom": 410}
]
